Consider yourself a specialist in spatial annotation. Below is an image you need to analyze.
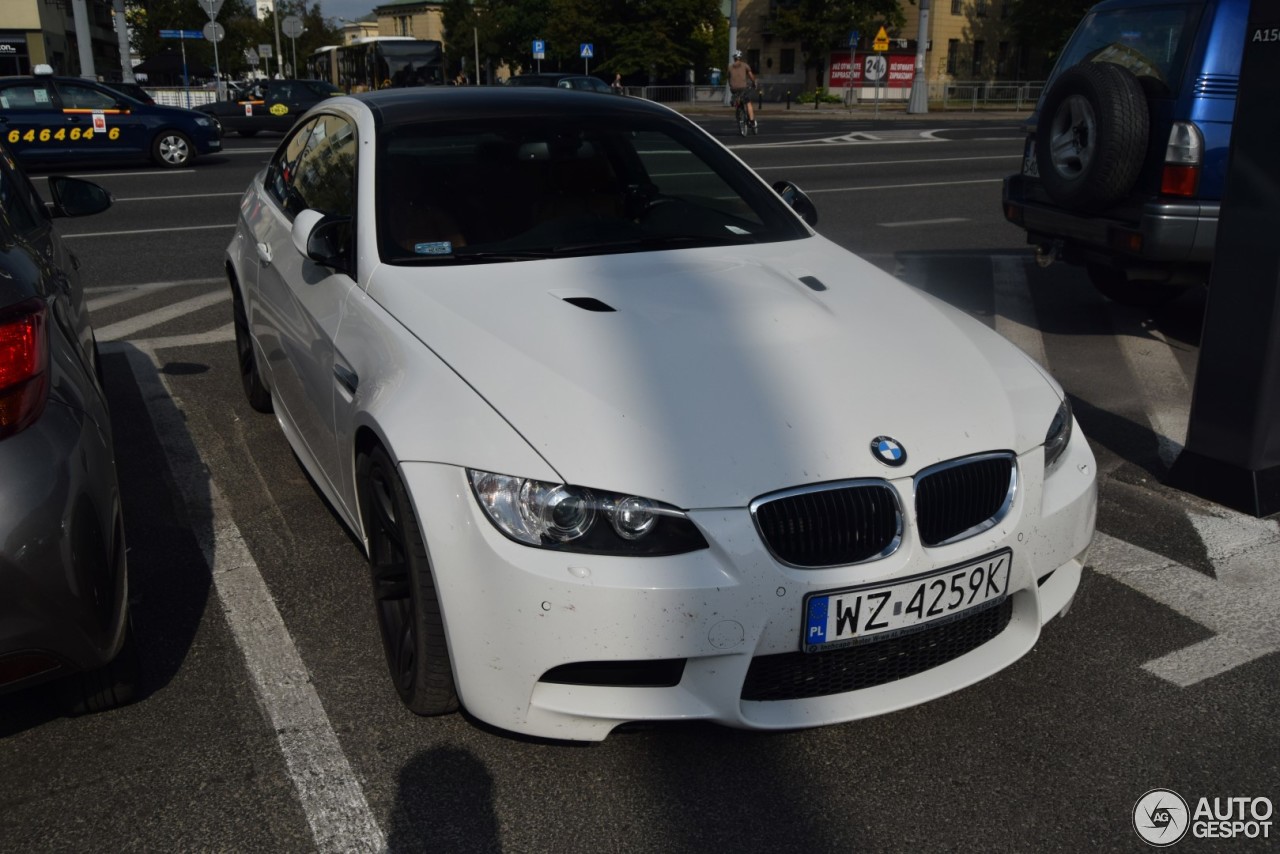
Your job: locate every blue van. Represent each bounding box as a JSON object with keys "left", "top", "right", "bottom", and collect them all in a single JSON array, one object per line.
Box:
[
  {"left": 1002, "top": 0, "right": 1247, "bottom": 304},
  {"left": 0, "top": 65, "right": 222, "bottom": 169}
]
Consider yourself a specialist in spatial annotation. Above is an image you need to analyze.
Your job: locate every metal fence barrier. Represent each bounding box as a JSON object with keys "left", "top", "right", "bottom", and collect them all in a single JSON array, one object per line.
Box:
[{"left": 140, "top": 80, "right": 1044, "bottom": 112}]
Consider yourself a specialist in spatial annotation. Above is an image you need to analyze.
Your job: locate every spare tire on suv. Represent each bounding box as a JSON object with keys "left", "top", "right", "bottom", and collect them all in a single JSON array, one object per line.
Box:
[{"left": 1035, "top": 62, "right": 1149, "bottom": 212}]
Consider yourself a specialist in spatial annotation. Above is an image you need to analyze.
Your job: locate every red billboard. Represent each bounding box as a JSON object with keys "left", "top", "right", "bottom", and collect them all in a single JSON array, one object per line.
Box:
[{"left": 829, "top": 52, "right": 916, "bottom": 87}]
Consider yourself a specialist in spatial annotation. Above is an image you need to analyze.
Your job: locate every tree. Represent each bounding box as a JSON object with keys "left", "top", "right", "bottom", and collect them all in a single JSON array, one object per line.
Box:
[{"left": 772, "top": 0, "right": 909, "bottom": 87}]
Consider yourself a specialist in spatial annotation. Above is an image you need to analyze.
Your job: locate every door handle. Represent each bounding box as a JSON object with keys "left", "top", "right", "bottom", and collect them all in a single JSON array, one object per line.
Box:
[
  {"left": 256, "top": 242, "right": 273, "bottom": 265},
  {"left": 333, "top": 363, "right": 358, "bottom": 395}
]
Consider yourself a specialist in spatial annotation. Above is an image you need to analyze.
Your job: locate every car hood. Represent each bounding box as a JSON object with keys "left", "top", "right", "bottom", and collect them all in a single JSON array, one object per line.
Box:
[{"left": 366, "top": 236, "right": 1063, "bottom": 508}]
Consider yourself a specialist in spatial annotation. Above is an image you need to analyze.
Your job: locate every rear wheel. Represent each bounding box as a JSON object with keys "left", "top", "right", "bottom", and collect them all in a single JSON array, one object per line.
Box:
[
  {"left": 358, "top": 445, "right": 458, "bottom": 716},
  {"left": 152, "top": 130, "right": 194, "bottom": 168},
  {"left": 1087, "top": 263, "right": 1186, "bottom": 307},
  {"left": 231, "top": 286, "right": 272, "bottom": 412},
  {"left": 64, "top": 616, "right": 139, "bottom": 715},
  {"left": 735, "top": 102, "right": 747, "bottom": 137}
]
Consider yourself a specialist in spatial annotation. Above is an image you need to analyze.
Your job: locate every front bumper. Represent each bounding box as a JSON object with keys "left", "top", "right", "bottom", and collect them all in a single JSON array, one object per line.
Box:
[
  {"left": 1003, "top": 174, "right": 1219, "bottom": 268},
  {"left": 402, "top": 430, "right": 1097, "bottom": 741}
]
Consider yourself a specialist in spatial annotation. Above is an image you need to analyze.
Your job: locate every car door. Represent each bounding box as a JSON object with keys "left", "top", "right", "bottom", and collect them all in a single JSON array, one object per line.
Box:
[
  {"left": 0, "top": 80, "right": 68, "bottom": 161},
  {"left": 53, "top": 80, "right": 146, "bottom": 161},
  {"left": 252, "top": 113, "right": 358, "bottom": 511}
]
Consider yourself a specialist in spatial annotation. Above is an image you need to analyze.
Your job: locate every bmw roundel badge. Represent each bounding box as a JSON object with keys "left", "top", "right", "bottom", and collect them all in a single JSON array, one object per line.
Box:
[{"left": 871, "top": 436, "right": 907, "bottom": 467}]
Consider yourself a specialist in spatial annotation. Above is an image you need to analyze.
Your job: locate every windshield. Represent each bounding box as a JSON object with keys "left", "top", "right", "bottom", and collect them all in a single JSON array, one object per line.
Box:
[
  {"left": 375, "top": 116, "right": 809, "bottom": 264},
  {"left": 1051, "top": 3, "right": 1203, "bottom": 97}
]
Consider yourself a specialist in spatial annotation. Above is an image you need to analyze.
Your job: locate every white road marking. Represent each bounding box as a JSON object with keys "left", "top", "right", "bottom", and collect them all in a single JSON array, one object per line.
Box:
[
  {"left": 95, "top": 290, "right": 230, "bottom": 341},
  {"left": 107, "top": 340, "right": 385, "bottom": 853},
  {"left": 878, "top": 217, "right": 969, "bottom": 228},
  {"left": 751, "top": 154, "right": 1017, "bottom": 172},
  {"left": 805, "top": 178, "right": 1001, "bottom": 194},
  {"left": 1090, "top": 518, "right": 1280, "bottom": 686},
  {"left": 991, "top": 255, "right": 1049, "bottom": 368},
  {"left": 62, "top": 223, "right": 235, "bottom": 239},
  {"left": 30, "top": 171, "right": 199, "bottom": 180},
  {"left": 114, "top": 192, "right": 244, "bottom": 202},
  {"left": 87, "top": 279, "right": 222, "bottom": 312},
  {"left": 1112, "top": 318, "right": 1193, "bottom": 468}
]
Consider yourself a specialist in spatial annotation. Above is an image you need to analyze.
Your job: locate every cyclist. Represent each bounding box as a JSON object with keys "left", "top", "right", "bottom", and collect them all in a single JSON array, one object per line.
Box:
[{"left": 727, "top": 50, "right": 757, "bottom": 130}]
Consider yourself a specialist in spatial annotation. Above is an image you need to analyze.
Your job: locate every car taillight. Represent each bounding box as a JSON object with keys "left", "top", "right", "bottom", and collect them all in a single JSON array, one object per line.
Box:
[
  {"left": 0, "top": 298, "right": 49, "bottom": 440},
  {"left": 1161, "top": 121, "right": 1203, "bottom": 198}
]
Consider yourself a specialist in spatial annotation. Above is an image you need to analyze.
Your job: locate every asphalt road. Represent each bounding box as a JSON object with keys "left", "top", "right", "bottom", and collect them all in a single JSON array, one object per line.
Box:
[{"left": 1, "top": 112, "right": 1276, "bottom": 854}]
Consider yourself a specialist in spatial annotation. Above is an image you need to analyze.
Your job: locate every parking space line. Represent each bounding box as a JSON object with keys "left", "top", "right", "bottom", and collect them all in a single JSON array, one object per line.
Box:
[
  {"left": 992, "top": 255, "right": 1050, "bottom": 368},
  {"left": 96, "top": 290, "right": 229, "bottom": 342},
  {"left": 63, "top": 223, "right": 235, "bottom": 239},
  {"left": 751, "top": 155, "right": 1017, "bottom": 172},
  {"left": 87, "top": 279, "right": 222, "bottom": 312},
  {"left": 805, "top": 178, "right": 1001, "bottom": 194},
  {"left": 878, "top": 217, "right": 969, "bottom": 228},
  {"left": 1090, "top": 526, "right": 1280, "bottom": 686},
  {"left": 114, "top": 192, "right": 244, "bottom": 202},
  {"left": 106, "top": 341, "right": 385, "bottom": 853},
  {"left": 1111, "top": 320, "right": 1193, "bottom": 469}
]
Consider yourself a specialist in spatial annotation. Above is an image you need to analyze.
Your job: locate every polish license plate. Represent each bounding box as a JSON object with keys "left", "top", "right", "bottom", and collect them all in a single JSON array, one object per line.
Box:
[
  {"left": 1022, "top": 138, "right": 1040, "bottom": 177},
  {"left": 802, "top": 550, "right": 1012, "bottom": 653}
]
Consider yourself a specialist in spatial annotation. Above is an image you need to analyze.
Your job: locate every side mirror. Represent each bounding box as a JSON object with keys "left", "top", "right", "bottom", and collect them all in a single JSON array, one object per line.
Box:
[
  {"left": 47, "top": 176, "right": 113, "bottom": 218},
  {"left": 291, "top": 208, "right": 352, "bottom": 272},
  {"left": 772, "top": 180, "right": 819, "bottom": 228}
]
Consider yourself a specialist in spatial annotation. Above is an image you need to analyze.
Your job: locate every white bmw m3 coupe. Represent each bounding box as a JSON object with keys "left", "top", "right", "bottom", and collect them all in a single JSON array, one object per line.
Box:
[{"left": 225, "top": 87, "right": 1096, "bottom": 741}]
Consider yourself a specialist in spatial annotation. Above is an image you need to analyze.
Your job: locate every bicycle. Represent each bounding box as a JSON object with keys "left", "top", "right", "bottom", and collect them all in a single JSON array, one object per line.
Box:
[{"left": 732, "top": 89, "right": 758, "bottom": 137}]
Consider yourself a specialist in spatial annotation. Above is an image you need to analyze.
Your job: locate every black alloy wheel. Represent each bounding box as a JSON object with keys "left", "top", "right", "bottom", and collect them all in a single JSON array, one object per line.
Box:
[{"left": 358, "top": 446, "right": 458, "bottom": 716}]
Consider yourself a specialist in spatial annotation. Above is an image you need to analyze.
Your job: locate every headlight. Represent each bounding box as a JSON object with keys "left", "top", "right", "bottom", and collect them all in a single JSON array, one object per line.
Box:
[
  {"left": 467, "top": 470, "right": 708, "bottom": 556},
  {"left": 195, "top": 117, "right": 213, "bottom": 127},
  {"left": 1044, "top": 398, "right": 1073, "bottom": 471}
]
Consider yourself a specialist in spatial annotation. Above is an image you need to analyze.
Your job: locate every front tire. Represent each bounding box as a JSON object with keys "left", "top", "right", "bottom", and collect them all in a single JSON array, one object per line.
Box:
[
  {"left": 152, "top": 130, "right": 194, "bottom": 168},
  {"left": 358, "top": 446, "right": 458, "bottom": 716}
]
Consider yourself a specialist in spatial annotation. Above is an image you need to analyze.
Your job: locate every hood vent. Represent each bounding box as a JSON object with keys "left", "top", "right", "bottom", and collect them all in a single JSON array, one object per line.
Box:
[
  {"left": 799, "top": 275, "right": 827, "bottom": 292},
  {"left": 562, "top": 296, "right": 616, "bottom": 312}
]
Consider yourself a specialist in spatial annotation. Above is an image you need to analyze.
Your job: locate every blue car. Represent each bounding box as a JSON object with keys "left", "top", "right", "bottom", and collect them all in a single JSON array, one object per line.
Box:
[
  {"left": 0, "top": 65, "right": 222, "bottom": 168},
  {"left": 1002, "top": 0, "right": 1247, "bottom": 305}
]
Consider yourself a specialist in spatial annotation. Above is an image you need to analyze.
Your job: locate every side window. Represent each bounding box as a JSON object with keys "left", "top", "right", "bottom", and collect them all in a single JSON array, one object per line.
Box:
[
  {"left": 0, "top": 82, "right": 57, "bottom": 111},
  {"left": 56, "top": 83, "right": 118, "bottom": 110},
  {"left": 265, "top": 118, "right": 318, "bottom": 210},
  {"left": 290, "top": 114, "right": 357, "bottom": 218},
  {"left": 0, "top": 153, "right": 46, "bottom": 236}
]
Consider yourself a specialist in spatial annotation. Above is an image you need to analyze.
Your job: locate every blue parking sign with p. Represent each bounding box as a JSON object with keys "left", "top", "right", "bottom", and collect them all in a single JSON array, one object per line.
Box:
[
  {"left": 532, "top": 39, "right": 545, "bottom": 58},
  {"left": 580, "top": 43, "right": 593, "bottom": 58}
]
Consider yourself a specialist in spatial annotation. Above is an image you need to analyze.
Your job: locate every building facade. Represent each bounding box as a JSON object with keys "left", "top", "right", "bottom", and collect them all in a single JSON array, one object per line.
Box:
[
  {"left": 372, "top": 0, "right": 446, "bottom": 43},
  {"left": 0, "top": 0, "right": 124, "bottom": 78}
]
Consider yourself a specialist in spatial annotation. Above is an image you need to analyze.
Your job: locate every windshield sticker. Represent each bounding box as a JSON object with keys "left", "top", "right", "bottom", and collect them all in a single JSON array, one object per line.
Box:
[
  {"left": 725, "top": 225, "right": 749, "bottom": 235},
  {"left": 34, "top": 89, "right": 49, "bottom": 103},
  {"left": 415, "top": 241, "right": 453, "bottom": 255}
]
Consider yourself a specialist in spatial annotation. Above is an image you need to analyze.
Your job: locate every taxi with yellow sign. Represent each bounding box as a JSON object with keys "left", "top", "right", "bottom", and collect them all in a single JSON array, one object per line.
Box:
[
  {"left": 196, "top": 78, "right": 342, "bottom": 137},
  {"left": 0, "top": 65, "right": 222, "bottom": 168}
]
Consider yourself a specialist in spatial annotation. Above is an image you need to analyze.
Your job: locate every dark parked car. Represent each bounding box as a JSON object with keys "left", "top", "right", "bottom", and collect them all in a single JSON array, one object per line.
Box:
[
  {"left": 0, "top": 141, "right": 136, "bottom": 711},
  {"left": 0, "top": 65, "right": 222, "bottom": 168},
  {"left": 505, "top": 73, "right": 615, "bottom": 94},
  {"left": 100, "top": 80, "right": 155, "bottom": 105},
  {"left": 1002, "top": 0, "right": 1248, "bottom": 305},
  {"left": 197, "top": 78, "right": 343, "bottom": 137}
]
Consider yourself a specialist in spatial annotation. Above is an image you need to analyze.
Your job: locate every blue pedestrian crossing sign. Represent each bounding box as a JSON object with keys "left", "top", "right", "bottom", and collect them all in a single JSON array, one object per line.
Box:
[
  {"left": 580, "top": 43, "right": 594, "bottom": 59},
  {"left": 532, "top": 39, "right": 545, "bottom": 59}
]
